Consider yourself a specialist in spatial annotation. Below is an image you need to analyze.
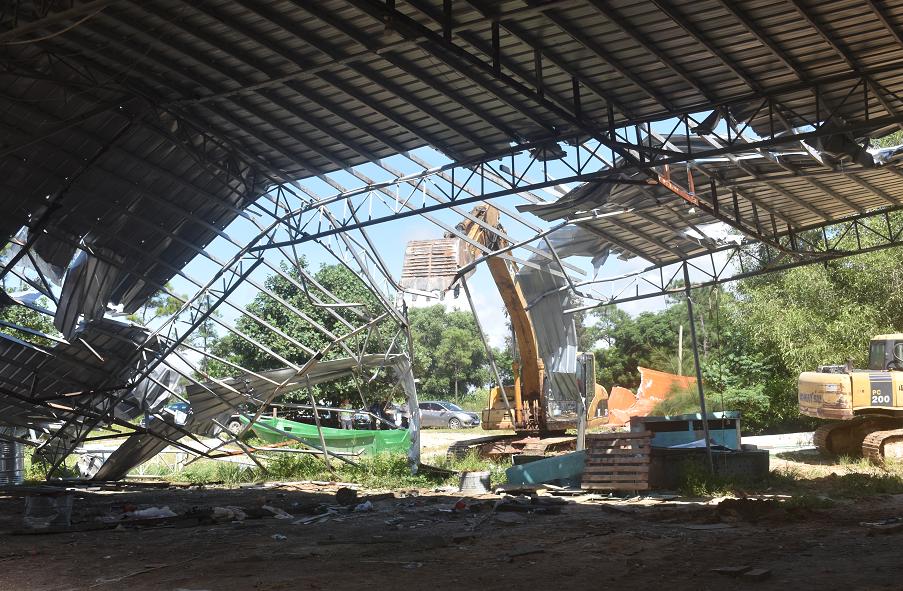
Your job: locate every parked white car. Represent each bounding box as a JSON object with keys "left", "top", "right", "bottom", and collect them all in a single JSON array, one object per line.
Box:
[{"left": 417, "top": 401, "right": 480, "bottom": 429}]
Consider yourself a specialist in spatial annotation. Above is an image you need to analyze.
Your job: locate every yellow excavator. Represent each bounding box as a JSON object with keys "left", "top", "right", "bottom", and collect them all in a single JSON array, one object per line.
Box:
[
  {"left": 799, "top": 334, "right": 903, "bottom": 461},
  {"left": 401, "top": 205, "right": 608, "bottom": 458}
]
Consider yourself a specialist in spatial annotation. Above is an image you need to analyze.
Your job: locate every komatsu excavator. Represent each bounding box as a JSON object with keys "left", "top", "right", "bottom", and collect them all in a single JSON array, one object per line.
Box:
[
  {"left": 400, "top": 205, "right": 608, "bottom": 459},
  {"left": 799, "top": 334, "right": 903, "bottom": 462}
]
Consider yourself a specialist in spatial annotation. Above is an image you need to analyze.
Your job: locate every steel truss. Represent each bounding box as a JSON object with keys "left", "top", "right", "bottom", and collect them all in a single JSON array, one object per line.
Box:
[
  {"left": 252, "top": 69, "right": 903, "bottom": 253},
  {"left": 558, "top": 206, "right": 903, "bottom": 312}
]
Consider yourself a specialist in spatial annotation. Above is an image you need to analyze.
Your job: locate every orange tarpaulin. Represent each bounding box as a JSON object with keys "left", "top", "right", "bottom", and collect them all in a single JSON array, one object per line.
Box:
[{"left": 606, "top": 367, "right": 696, "bottom": 427}]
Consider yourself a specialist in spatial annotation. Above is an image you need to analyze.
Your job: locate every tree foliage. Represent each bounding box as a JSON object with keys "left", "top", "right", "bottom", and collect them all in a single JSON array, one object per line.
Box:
[
  {"left": 208, "top": 261, "right": 397, "bottom": 405},
  {"left": 408, "top": 305, "right": 488, "bottom": 401},
  {"left": 587, "top": 286, "right": 788, "bottom": 433}
]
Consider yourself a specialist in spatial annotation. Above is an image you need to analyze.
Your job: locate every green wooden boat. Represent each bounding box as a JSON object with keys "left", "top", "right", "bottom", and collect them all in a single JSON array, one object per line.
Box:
[{"left": 240, "top": 415, "right": 410, "bottom": 455}]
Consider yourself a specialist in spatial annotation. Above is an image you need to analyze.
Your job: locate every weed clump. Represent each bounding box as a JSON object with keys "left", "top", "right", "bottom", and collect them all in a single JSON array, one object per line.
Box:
[{"left": 132, "top": 449, "right": 510, "bottom": 490}]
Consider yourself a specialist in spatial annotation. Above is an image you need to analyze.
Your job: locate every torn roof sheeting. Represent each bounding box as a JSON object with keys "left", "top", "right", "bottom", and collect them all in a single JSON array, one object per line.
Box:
[
  {"left": 0, "top": 318, "right": 160, "bottom": 431},
  {"left": 184, "top": 354, "right": 406, "bottom": 419},
  {"left": 92, "top": 354, "right": 414, "bottom": 481},
  {"left": 2, "top": 0, "right": 902, "bottom": 315},
  {"left": 514, "top": 135, "right": 895, "bottom": 420},
  {"left": 516, "top": 226, "right": 610, "bottom": 427},
  {"left": 519, "top": 136, "right": 903, "bottom": 266}
]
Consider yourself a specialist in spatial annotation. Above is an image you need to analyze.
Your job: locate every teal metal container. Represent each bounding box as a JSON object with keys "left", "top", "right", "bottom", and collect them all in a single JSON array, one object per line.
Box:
[{"left": 505, "top": 450, "right": 586, "bottom": 487}]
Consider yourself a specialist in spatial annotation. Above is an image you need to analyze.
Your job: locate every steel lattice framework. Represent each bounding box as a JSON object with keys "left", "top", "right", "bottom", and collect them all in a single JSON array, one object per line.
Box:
[{"left": 4, "top": 0, "right": 903, "bottom": 476}]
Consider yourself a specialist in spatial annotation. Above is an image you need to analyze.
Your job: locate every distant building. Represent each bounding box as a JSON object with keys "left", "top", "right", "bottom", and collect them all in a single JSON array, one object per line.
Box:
[
  {"left": 397, "top": 284, "right": 467, "bottom": 311},
  {"left": 398, "top": 238, "right": 471, "bottom": 311}
]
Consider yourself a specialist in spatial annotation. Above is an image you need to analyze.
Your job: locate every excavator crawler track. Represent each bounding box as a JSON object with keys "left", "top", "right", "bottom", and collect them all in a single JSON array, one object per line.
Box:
[
  {"left": 814, "top": 418, "right": 901, "bottom": 457},
  {"left": 813, "top": 419, "right": 867, "bottom": 456},
  {"left": 445, "top": 435, "right": 513, "bottom": 461},
  {"left": 862, "top": 428, "right": 903, "bottom": 463},
  {"left": 813, "top": 423, "right": 842, "bottom": 456}
]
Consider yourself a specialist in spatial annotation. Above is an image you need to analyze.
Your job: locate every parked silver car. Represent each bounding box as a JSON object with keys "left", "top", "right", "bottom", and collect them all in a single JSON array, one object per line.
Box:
[{"left": 417, "top": 401, "right": 481, "bottom": 429}]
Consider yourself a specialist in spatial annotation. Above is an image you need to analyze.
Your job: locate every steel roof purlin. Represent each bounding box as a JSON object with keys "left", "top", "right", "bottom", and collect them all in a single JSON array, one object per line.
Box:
[{"left": 5, "top": 0, "right": 903, "bottom": 476}]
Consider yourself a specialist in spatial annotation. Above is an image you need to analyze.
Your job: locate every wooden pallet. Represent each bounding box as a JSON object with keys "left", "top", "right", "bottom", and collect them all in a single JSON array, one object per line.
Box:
[{"left": 582, "top": 431, "right": 652, "bottom": 491}]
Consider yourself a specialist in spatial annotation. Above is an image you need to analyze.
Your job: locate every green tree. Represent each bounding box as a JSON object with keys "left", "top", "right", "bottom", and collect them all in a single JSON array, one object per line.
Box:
[
  {"left": 873, "top": 129, "right": 903, "bottom": 148},
  {"left": 408, "top": 305, "right": 488, "bottom": 401},
  {"left": 186, "top": 294, "right": 221, "bottom": 377},
  {"left": 128, "top": 284, "right": 183, "bottom": 325},
  {"left": 0, "top": 296, "right": 58, "bottom": 346},
  {"left": 208, "top": 261, "right": 396, "bottom": 405}
]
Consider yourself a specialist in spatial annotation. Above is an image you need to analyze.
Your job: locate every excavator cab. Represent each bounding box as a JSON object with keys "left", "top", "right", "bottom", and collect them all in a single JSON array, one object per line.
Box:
[{"left": 868, "top": 335, "right": 903, "bottom": 371}]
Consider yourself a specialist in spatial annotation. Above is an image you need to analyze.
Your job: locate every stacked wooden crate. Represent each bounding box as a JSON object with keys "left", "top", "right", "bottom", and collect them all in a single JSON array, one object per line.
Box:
[{"left": 582, "top": 431, "right": 652, "bottom": 491}]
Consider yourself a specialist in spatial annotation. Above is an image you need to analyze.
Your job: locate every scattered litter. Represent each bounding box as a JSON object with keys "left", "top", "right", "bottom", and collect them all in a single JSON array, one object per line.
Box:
[
  {"left": 353, "top": 501, "right": 374, "bottom": 512},
  {"left": 211, "top": 506, "right": 246, "bottom": 522},
  {"left": 125, "top": 506, "right": 178, "bottom": 520},
  {"left": 262, "top": 505, "right": 293, "bottom": 520},
  {"left": 271, "top": 534, "right": 287, "bottom": 541},
  {"left": 293, "top": 510, "right": 336, "bottom": 525},
  {"left": 493, "top": 494, "right": 563, "bottom": 515},
  {"left": 648, "top": 493, "right": 680, "bottom": 501}
]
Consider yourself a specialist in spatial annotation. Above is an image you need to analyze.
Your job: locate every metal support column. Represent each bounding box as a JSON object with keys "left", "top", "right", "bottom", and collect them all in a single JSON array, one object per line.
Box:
[{"left": 683, "top": 263, "right": 714, "bottom": 473}]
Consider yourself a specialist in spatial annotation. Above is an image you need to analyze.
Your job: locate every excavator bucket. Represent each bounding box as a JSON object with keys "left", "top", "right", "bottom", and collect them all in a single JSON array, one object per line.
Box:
[
  {"left": 607, "top": 367, "right": 696, "bottom": 427},
  {"left": 400, "top": 238, "right": 474, "bottom": 295}
]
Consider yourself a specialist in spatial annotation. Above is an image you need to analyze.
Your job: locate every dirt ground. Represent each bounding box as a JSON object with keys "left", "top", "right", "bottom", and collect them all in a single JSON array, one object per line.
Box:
[{"left": 3, "top": 454, "right": 903, "bottom": 591}]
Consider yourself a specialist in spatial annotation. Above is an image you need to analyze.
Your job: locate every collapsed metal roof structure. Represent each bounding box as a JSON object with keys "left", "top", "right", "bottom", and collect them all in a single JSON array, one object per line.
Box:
[{"left": 4, "top": 0, "right": 903, "bottom": 476}]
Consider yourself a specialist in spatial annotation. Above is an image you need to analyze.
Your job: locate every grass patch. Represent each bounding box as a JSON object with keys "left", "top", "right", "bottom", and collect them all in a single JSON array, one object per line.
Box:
[
  {"left": 677, "top": 460, "right": 739, "bottom": 496},
  {"left": 132, "top": 449, "right": 510, "bottom": 490},
  {"left": 23, "top": 447, "right": 79, "bottom": 482},
  {"left": 688, "top": 458, "right": 903, "bottom": 500}
]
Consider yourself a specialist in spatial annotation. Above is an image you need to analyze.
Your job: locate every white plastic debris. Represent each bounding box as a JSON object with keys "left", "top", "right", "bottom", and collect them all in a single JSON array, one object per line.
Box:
[
  {"left": 353, "top": 501, "right": 374, "bottom": 512},
  {"left": 125, "top": 506, "right": 177, "bottom": 519},
  {"left": 212, "top": 506, "right": 247, "bottom": 522}
]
